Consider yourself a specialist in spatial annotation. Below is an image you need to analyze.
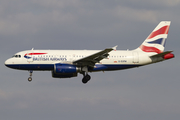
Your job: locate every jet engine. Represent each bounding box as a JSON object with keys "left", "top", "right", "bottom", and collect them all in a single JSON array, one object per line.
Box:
[{"left": 52, "top": 63, "right": 80, "bottom": 78}]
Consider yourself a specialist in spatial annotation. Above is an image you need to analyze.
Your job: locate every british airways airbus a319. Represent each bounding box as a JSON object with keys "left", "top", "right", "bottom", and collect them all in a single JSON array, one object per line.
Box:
[{"left": 5, "top": 21, "right": 174, "bottom": 84}]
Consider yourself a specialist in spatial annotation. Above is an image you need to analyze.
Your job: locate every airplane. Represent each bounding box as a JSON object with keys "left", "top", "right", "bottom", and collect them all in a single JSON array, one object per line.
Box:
[{"left": 5, "top": 21, "right": 174, "bottom": 84}]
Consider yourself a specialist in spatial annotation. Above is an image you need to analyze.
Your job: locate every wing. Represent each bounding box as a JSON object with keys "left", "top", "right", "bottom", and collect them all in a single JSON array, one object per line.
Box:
[{"left": 73, "top": 46, "right": 118, "bottom": 67}]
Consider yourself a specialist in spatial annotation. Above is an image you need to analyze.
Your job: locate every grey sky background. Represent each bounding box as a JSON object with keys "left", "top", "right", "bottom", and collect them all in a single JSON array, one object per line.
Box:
[{"left": 0, "top": 0, "right": 180, "bottom": 120}]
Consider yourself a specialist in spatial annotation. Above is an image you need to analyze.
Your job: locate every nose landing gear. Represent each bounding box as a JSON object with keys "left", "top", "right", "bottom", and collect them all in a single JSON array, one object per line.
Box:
[{"left": 28, "top": 70, "right": 33, "bottom": 82}]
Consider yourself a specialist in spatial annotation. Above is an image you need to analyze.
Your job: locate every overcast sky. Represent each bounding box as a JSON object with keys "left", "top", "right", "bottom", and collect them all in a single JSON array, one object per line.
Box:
[{"left": 0, "top": 0, "right": 180, "bottom": 120}]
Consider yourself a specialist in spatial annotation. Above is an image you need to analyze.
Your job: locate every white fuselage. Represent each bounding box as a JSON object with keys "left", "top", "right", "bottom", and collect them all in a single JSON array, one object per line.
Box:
[{"left": 5, "top": 49, "right": 153, "bottom": 71}]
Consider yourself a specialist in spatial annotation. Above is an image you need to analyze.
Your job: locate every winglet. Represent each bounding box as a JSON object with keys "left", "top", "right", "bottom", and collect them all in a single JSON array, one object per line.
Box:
[{"left": 112, "top": 45, "right": 118, "bottom": 51}]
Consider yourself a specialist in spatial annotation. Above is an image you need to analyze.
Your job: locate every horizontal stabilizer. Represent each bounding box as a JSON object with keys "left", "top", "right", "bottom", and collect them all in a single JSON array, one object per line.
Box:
[
  {"left": 150, "top": 51, "right": 173, "bottom": 58},
  {"left": 150, "top": 51, "right": 174, "bottom": 61}
]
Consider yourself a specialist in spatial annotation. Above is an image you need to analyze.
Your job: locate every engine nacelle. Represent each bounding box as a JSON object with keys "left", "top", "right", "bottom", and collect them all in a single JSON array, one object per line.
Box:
[
  {"left": 54, "top": 63, "right": 79, "bottom": 74},
  {"left": 52, "top": 71, "right": 77, "bottom": 78},
  {"left": 52, "top": 63, "right": 79, "bottom": 78}
]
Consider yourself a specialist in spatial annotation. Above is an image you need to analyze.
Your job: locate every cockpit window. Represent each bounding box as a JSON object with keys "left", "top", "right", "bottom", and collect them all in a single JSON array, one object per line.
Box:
[{"left": 12, "top": 55, "right": 21, "bottom": 58}]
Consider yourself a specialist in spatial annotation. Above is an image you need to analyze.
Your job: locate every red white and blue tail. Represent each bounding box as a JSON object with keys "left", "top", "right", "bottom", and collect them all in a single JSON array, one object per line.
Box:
[{"left": 139, "top": 21, "right": 171, "bottom": 53}]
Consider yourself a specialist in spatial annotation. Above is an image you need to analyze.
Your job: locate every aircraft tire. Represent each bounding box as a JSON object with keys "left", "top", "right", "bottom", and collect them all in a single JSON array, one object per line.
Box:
[
  {"left": 28, "top": 77, "right": 32, "bottom": 82},
  {"left": 82, "top": 75, "right": 91, "bottom": 84}
]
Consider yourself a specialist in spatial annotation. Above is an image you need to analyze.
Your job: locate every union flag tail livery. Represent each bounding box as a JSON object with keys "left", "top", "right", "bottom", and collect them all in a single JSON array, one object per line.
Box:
[
  {"left": 5, "top": 21, "right": 174, "bottom": 84},
  {"left": 139, "top": 21, "right": 170, "bottom": 53}
]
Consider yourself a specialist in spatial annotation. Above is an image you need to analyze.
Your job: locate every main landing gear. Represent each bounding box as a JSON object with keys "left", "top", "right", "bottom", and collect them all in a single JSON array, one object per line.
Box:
[
  {"left": 81, "top": 66, "right": 91, "bottom": 84},
  {"left": 82, "top": 74, "right": 91, "bottom": 84},
  {"left": 28, "top": 70, "right": 33, "bottom": 82}
]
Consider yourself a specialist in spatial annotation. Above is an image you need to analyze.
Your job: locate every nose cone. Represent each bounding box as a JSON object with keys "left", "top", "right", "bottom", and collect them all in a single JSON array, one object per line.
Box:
[
  {"left": 5, "top": 58, "right": 12, "bottom": 68},
  {"left": 5, "top": 59, "right": 9, "bottom": 67}
]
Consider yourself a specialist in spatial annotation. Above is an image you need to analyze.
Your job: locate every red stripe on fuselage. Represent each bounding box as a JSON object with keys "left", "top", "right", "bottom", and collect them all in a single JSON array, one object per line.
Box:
[
  {"left": 147, "top": 26, "right": 169, "bottom": 39},
  {"left": 25, "top": 53, "right": 47, "bottom": 56}
]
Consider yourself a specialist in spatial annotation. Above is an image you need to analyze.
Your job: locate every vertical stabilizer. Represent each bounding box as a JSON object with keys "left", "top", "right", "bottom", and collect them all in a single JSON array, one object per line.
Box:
[{"left": 139, "top": 21, "right": 171, "bottom": 53}]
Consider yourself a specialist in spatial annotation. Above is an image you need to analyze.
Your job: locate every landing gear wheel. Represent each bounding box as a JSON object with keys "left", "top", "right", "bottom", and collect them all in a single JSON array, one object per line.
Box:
[
  {"left": 85, "top": 74, "right": 91, "bottom": 80},
  {"left": 28, "top": 77, "right": 32, "bottom": 82},
  {"left": 82, "top": 74, "right": 91, "bottom": 84},
  {"left": 28, "top": 70, "right": 33, "bottom": 82}
]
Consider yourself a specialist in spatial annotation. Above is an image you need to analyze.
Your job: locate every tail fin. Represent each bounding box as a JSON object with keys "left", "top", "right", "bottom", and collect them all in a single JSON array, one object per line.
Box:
[{"left": 139, "top": 21, "right": 171, "bottom": 53}]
